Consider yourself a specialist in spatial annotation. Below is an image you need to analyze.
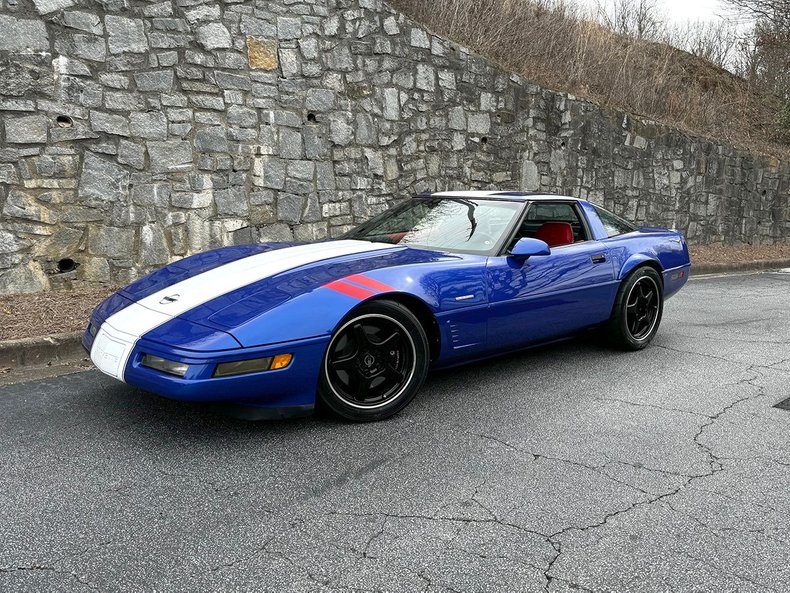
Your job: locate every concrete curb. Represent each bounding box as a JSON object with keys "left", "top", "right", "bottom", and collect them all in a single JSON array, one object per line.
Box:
[
  {"left": 0, "top": 331, "right": 86, "bottom": 369},
  {"left": 691, "top": 259, "right": 790, "bottom": 276}
]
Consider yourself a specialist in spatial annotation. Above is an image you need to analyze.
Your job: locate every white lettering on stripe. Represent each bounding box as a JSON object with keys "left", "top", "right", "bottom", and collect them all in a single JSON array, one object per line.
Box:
[{"left": 90, "top": 240, "right": 397, "bottom": 381}]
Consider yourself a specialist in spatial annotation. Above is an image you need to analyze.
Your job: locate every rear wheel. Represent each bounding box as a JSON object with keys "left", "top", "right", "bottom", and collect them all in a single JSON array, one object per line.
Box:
[
  {"left": 318, "top": 300, "right": 429, "bottom": 422},
  {"left": 607, "top": 267, "right": 664, "bottom": 350}
]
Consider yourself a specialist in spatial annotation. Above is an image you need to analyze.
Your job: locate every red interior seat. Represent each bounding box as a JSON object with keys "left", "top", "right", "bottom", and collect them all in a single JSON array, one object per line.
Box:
[
  {"left": 535, "top": 222, "right": 573, "bottom": 248},
  {"left": 387, "top": 232, "right": 407, "bottom": 243}
]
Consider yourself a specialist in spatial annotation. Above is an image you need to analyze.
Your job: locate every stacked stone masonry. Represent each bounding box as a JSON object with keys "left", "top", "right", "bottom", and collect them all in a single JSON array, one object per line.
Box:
[{"left": 0, "top": 0, "right": 788, "bottom": 293}]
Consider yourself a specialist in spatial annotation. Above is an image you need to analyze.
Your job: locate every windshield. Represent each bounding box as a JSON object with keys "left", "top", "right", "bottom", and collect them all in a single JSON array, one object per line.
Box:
[{"left": 345, "top": 198, "right": 523, "bottom": 254}]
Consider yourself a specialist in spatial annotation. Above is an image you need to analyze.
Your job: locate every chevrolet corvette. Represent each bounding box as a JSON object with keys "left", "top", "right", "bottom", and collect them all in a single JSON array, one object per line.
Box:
[{"left": 85, "top": 192, "right": 691, "bottom": 421}]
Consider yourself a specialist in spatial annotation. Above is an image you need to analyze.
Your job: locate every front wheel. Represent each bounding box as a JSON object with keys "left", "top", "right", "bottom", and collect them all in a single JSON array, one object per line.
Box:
[
  {"left": 318, "top": 300, "right": 430, "bottom": 422},
  {"left": 607, "top": 267, "right": 664, "bottom": 351}
]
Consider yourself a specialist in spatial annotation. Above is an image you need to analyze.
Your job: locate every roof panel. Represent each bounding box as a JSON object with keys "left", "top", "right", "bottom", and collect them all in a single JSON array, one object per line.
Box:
[{"left": 421, "top": 191, "right": 580, "bottom": 202}]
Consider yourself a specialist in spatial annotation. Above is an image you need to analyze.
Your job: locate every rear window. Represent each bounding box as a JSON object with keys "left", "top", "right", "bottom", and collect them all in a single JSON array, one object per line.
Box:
[{"left": 593, "top": 205, "right": 638, "bottom": 238}]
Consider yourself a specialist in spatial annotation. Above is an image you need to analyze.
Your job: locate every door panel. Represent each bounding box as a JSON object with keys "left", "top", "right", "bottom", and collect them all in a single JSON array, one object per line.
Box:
[{"left": 485, "top": 241, "right": 617, "bottom": 350}]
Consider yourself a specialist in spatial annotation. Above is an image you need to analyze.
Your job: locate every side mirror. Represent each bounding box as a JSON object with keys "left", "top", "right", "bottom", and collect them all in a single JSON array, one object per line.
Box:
[{"left": 509, "top": 237, "right": 551, "bottom": 259}]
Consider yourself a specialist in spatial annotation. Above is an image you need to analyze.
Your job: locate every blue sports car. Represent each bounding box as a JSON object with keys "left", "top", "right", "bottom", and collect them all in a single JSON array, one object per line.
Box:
[{"left": 85, "top": 192, "right": 690, "bottom": 421}]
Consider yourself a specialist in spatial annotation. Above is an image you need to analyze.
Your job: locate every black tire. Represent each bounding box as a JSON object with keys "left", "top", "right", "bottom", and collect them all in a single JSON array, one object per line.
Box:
[
  {"left": 607, "top": 266, "right": 664, "bottom": 351},
  {"left": 318, "top": 300, "right": 430, "bottom": 422}
]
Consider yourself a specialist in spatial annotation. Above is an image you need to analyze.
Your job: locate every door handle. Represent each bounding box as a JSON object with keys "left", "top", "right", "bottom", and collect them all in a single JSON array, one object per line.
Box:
[{"left": 591, "top": 253, "right": 607, "bottom": 264}]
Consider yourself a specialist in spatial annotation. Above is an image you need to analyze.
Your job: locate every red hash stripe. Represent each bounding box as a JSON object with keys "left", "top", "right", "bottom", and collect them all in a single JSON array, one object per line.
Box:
[
  {"left": 344, "top": 274, "right": 395, "bottom": 293},
  {"left": 324, "top": 280, "right": 377, "bottom": 300}
]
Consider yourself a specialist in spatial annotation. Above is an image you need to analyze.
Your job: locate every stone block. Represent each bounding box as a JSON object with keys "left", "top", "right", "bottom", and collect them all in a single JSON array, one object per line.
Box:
[
  {"left": 0, "top": 261, "right": 49, "bottom": 294},
  {"left": 197, "top": 23, "right": 232, "bottom": 50},
  {"left": 134, "top": 70, "right": 175, "bottom": 92},
  {"left": 258, "top": 223, "right": 294, "bottom": 242},
  {"left": 32, "top": 0, "right": 75, "bottom": 14},
  {"left": 288, "top": 160, "right": 315, "bottom": 181},
  {"left": 294, "top": 221, "right": 327, "bottom": 241},
  {"left": 195, "top": 127, "right": 229, "bottom": 152},
  {"left": 329, "top": 115, "right": 353, "bottom": 146},
  {"left": 468, "top": 113, "right": 491, "bottom": 135},
  {"left": 279, "top": 48, "right": 301, "bottom": 78},
  {"left": 132, "top": 183, "right": 170, "bottom": 207},
  {"left": 277, "top": 17, "right": 303, "bottom": 40},
  {"left": 305, "top": 89, "right": 336, "bottom": 112},
  {"left": 215, "top": 71, "right": 252, "bottom": 91},
  {"left": 277, "top": 193, "right": 306, "bottom": 224},
  {"left": 278, "top": 128, "right": 303, "bottom": 159},
  {"left": 449, "top": 106, "right": 466, "bottom": 131},
  {"left": 118, "top": 139, "right": 146, "bottom": 169},
  {"left": 147, "top": 141, "right": 193, "bottom": 173},
  {"left": 90, "top": 111, "right": 129, "bottom": 136},
  {"left": 254, "top": 156, "right": 287, "bottom": 189},
  {"left": 141, "top": 224, "right": 170, "bottom": 266},
  {"left": 88, "top": 225, "right": 135, "bottom": 258},
  {"left": 70, "top": 34, "right": 106, "bottom": 62},
  {"left": 215, "top": 187, "right": 249, "bottom": 217},
  {"left": 383, "top": 17, "right": 400, "bottom": 35},
  {"left": 227, "top": 105, "right": 258, "bottom": 128},
  {"left": 0, "top": 16, "right": 49, "bottom": 52},
  {"left": 5, "top": 115, "right": 48, "bottom": 144},
  {"left": 410, "top": 28, "right": 430, "bottom": 49},
  {"left": 416, "top": 64, "right": 436, "bottom": 92},
  {"left": 185, "top": 5, "right": 221, "bottom": 24},
  {"left": 63, "top": 11, "right": 103, "bottom": 35},
  {"left": 105, "top": 16, "right": 147, "bottom": 54},
  {"left": 78, "top": 153, "right": 130, "bottom": 204},
  {"left": 129, "top": 112, "right": 167, "bottom": 140},
  {"left": 247, "top": 37, "right": 279, "bottom": 70}
]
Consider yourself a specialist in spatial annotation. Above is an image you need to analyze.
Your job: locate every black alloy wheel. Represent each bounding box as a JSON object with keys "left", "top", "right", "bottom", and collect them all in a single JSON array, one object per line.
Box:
[
  {"left": 319, "top": 300, "right": 429, "bottom": 421},
  {"left": 626, "top": 276, "right": 660, "bottom": 340},
  {"left": 607, "top": 266, "right": 664, "bottom": 351}
]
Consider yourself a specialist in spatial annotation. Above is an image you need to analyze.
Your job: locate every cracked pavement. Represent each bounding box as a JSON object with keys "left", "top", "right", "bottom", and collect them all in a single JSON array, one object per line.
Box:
[{"left": 2, "top": 271, "right": 790, "bottom": 592}]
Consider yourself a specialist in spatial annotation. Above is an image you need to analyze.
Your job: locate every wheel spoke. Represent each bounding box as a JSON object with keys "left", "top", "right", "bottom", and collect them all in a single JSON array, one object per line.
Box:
[
  {"left": 352, "top": 323, "right": 372, "bottom": 347},
  {"left": 383, "top": 363, "right": 405, "bottom": 382},
  {"left": 628, "top": 313, "right": 639, "bottom": 334},
  {"left": 330, "top": 352, "right": 356, "bottom": 371},
  {"left": 354, "top": 375, "right": 371, "bottom": 399},
  {"left": 371, "top": 330, "right": 401, "bottom": 349}
]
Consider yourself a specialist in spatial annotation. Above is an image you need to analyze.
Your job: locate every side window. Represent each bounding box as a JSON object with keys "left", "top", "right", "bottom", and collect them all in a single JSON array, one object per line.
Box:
[
  {"left": 593, "top": 205, "right": 638, "bottom": 238},
  {"left": 508, "top": 202, "right": 589, "bottom": 250}
]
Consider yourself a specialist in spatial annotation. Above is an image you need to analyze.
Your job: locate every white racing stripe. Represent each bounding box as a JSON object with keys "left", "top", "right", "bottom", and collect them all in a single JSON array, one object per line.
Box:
[{"left": 90, "top": 240, "right": 397, "bottom": 381}]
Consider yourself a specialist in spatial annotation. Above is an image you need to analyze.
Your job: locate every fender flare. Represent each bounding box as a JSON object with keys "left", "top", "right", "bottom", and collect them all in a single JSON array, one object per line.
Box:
[{"left": 618, "top": 254, "right": 663, "bottom": 281}]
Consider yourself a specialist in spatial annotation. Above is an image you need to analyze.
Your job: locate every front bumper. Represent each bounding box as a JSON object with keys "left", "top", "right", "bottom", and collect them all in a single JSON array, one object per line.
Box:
[{"left": 83, "top": 326, "right": 329, "bottom": 409}]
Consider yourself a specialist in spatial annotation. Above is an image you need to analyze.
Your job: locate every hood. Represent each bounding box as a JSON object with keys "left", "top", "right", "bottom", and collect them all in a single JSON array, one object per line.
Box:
[{"left": 176, "top": 242, "right": 454, "bottom": 334}]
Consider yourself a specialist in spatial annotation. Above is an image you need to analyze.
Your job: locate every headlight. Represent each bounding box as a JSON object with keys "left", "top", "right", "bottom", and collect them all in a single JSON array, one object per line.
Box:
[
  {"left": 213, "top": 353, "right": 292, "bottom": 378},
  {"left": 141, "top": 354, "right": 189, "bottom": 377}
]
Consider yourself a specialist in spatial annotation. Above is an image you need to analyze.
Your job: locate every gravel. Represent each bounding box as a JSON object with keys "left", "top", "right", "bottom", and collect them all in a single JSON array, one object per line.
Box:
[{"left": 0, "top": 286, "right": 115, "bottom": 341}]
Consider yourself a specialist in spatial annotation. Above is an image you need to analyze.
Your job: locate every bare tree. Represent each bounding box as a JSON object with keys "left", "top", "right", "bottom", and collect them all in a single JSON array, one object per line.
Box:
[
  {"left": 674, "top": 19, "right": 741, "bottom": 69},
  {"left": 723, "top": 0, "right": 789, "bottom": 99},
  {"left": 597, "top": 0, "right": 665, "bottom": 40},
  {"left": 723, "top": 0, "right": 790, "bottom": 28}
]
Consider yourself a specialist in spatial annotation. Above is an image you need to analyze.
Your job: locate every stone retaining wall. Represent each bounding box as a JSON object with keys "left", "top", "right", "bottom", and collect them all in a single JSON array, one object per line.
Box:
[{"left": 0, "top": 0, "right": 788, "bottom": 293}]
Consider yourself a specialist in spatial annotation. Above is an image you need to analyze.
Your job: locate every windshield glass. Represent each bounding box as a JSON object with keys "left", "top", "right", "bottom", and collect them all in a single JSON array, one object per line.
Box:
[{"left": 345, "top": 198, "right": 523, "bottom": 254}]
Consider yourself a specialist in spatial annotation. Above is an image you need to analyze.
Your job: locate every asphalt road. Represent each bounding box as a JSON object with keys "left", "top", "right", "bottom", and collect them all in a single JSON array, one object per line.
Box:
[{"left": 2, "top": 271, "right": 790, "bottom": 593}]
